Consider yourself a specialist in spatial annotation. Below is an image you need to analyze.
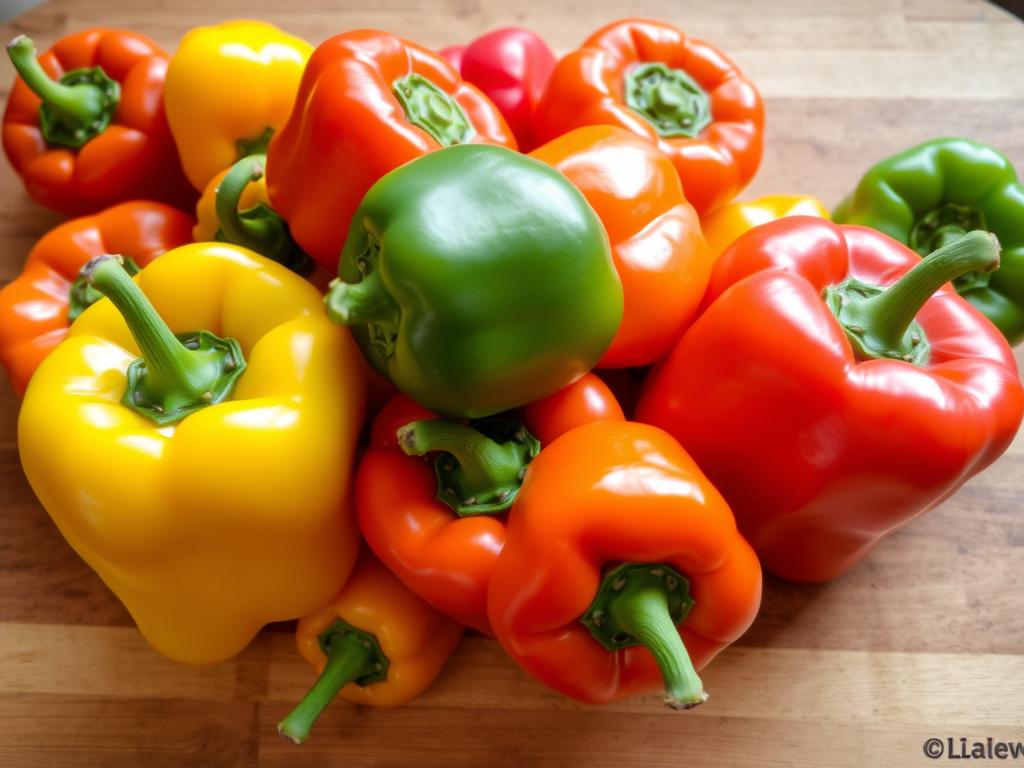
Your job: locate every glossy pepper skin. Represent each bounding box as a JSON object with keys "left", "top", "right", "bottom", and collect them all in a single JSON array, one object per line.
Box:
[
  {"left": 702, "top": 194, "right": 829, "bottom": 262},
  {"left": 487, "top": 421, "right": 761, "bottom": 707},
  {"left": 440, "top": 27, "right": 556, "bottom": 151},
  {"left": 326, "top": 144, "right": 623, "bottom": 418},
  {"left": 833, "top": 138, "right": 1024, "bottom": 345},
  {"left": 164, "top": 20, "right": 312, "bottom": 192},
  {"left": 0, "top": 201, "right": 193, "bottom": 396},
  {"left": 637, "top": 218, "right": 1024, "bottom": 582},
  {"left": 358, "top": 373, "right": 623, "bottom": 633},
  {"left": 531, "top": 126, "right": 711, "bottom": 367},
  {"left": 267, "top": 29, "right": 515, "bottom": 271},
  {"left": 278, "top": 550, "right": 463, "bottom": 744},
  {"left": 3, "top": 30, "right": 195, "bottom": 215},
  {"left": 18, "top": 244, "right": 365, "bottom": 662},
  {"left": 534, "top": 19, "right": 764, "bottom": 216}
]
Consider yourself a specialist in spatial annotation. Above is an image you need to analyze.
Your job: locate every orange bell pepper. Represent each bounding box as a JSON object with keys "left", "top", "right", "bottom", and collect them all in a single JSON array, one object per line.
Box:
[
  {"left": 701, "top": 194, "right": 829, "bottom": 262},
  {"left": 488, "top": 421, "right": 761, "bottom": 707},
  {"left": 530, "top": 126, "right": 711, "bottom": 368},
  {"left": 357, "top": 373, "right": 623, "bottom": 633},
  {"left": 279, "top": 550, "right": 463, "bottom": 745},
  {"left": 534, "top": 19, "right": 764, "bottom": 216},
  {"left": 0, "top": 200, "right": 193, "bottom": 395}
]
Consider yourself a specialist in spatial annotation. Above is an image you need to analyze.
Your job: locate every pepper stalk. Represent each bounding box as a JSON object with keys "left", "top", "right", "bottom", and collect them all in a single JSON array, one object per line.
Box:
[{"left": 82, "top": 254, "right": 246, "bottom": 424}]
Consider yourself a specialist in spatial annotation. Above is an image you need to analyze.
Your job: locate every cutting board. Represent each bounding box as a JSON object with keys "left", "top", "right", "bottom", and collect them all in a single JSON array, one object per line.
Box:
[{"left": 1, "top": 1, "right": 1022, "bottom": 766}]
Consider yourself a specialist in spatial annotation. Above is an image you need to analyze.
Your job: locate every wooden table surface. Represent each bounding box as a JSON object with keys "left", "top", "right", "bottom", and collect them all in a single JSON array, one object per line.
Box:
[{"left": 1, "top": 1, "right": 1022, "bottom": 766}]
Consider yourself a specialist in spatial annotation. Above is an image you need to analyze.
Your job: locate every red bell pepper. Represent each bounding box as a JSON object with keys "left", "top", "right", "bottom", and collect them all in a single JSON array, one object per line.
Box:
[
  {"left": 487, "top": 421, "right": 761, "bottom": 707},
  {"left": 440, "top": 27, "right": 556, "bottom": 151},
  {"left": 637, "top": 218, "right": 1024, "bottom": 582},
  {"left": 3, "top": 31, "right": 194, "bottom": 215},
  {"left": 266, "top": 29, "right": 515, "bottom": 271},
  {"left": 357, "top": 373, "right": 623, "bottom": 633}
]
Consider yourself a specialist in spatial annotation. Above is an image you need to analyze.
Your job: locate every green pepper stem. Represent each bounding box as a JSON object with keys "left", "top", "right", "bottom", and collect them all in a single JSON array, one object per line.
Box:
[
  {"left": 7, "top": 35, "right": 108, "bottom": 133},
  {"left": 399, "top": 420, "right": 530, "bottom": 495},
  {"left": 325, "top": 270, "right": 398, "bottom": 326},
  {"left": 393, "top": 73, "right": 474, "bottom": 147},
  {"left": 277, "top": 632, "right": 373, "bottom": 746},
  {"left": 841, "top": 230, "right": 1000, "bottom": 352},
  {"left": 607, "top": 582, "right": 707, "bottom": 709},
  {"left": 68, "top": 256, "right": 140, "bottom": 323},
  {"left": 216, "top": 155, "right": 276, "bottom": 249},
  {"left": 84, "top": 255, "right": 245, "bottom": 424},
  {"left": 87, "top": 256, "right": 202, "bottom": 391},
  {"left": 213, "top": 154, "right": 314, "bottom": 279}
]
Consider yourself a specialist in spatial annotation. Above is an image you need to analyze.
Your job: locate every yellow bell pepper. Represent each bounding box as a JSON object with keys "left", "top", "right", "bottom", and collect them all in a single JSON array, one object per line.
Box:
[
  {"left": 279, "top": 550, "right": 463, "bottom": 744},
  {"left": 701, "top": 194, "right": 829, "bottom": 261},
  {"left": 18, "top": 244, "right": 365, "bottom": 664},
  {"left": 165, "top": 20, "right": 313, "bottom": 191}
]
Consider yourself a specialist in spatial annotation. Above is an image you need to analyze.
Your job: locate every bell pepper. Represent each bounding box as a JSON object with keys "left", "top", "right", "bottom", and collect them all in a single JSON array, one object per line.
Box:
[
  {"left": 266, "top": 28, "right": 516, "bottom": 271},
  {"left": 702, "top": 194, "right": 829, "bottom": 262},
  {"left": 277, "top": 550, "right": 463, "bottom": 745},
  {"left": 192, "top": 154, "right": 312, "bottom": 275},
  {"left": 487, "top": 421, "right": 761, "bottom": 707},
  {"left": 533, "top": 18, "right": 764, "bottom": 216},
  {"left": 530, "top": 126, "right": 711, "bottom": 367},
  {"left": 440, "top": 27, "right": 556, "bottom": 151},
  {"left": 18, "top": 244, "right": 366, "bottom": 662},
  {"left": 164, "top": 20, "right": 312, "bottom": 192},
  {"left": 326, "top": 143, "right": 623, "bottom": 418},
  {"left": 0, "top": 201, "right": 193, "bottom": 396},
  {"left": 637, "top": 218, "right": 1024, "bottom": 582},
  {"left": 832, "top": 138, "right": 1024, "bottom": 345},
  {"left": 3, "top": 31, "right": 195, "bottom": 215},
  {"left": 357, "top": 373, "right": 623, "bottom": 633}
]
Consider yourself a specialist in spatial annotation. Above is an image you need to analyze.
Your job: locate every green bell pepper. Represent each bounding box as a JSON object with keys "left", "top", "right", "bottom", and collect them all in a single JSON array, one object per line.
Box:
[
  {"left": 833, "top": 138, "right": 1024, "bottom": 344},
  {"left": 325, "top": 144, "right": 623, "bottom": 418}
]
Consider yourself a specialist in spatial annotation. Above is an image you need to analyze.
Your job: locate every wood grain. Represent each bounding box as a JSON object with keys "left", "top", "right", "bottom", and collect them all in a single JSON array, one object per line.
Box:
[{"left": 0, "top": 1, "right": 1022, "bottom": 766}]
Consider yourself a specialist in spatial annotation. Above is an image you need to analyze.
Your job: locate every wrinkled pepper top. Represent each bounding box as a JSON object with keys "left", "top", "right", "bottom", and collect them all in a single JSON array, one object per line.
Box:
[
  {"left": 833, "top": 137, "right": 1024, "bottom": 345},
  {"left": 534, "top": 18, "right": 764, "bottom": 215}
]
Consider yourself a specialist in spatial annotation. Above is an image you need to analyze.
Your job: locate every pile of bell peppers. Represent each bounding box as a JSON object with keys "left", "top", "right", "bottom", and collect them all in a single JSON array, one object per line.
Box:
[{"left": 1, "top": 15, "right": 1021, "bottom": 745}]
